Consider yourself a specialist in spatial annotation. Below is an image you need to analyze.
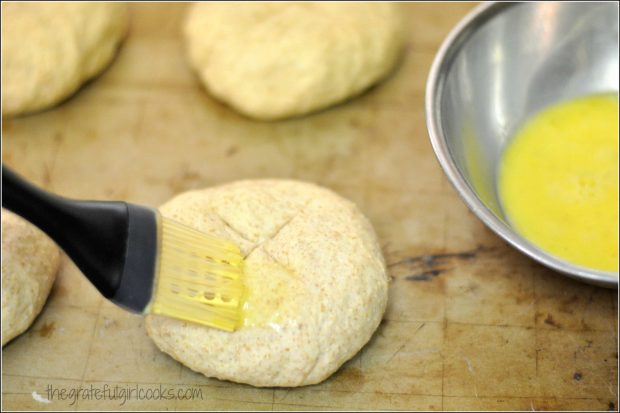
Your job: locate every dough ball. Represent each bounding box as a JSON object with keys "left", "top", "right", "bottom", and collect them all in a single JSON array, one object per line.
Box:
[
  {"left": 1, "top": 2, "right": 128, "bottom": 117},
  {"left": 2, "top": 210, "right": 61, "bottom": 346},
  {"left": 146, "top": 180, "right": 388, "bottom": 387},
  {"left": 184, "top": 3, "right": 405, "bottom": 120}
]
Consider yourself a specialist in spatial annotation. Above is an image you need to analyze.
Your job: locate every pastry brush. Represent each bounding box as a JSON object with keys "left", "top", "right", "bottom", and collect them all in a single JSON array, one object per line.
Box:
[{"left": 1, "top": 166, "right": 245, "bottom": 331}]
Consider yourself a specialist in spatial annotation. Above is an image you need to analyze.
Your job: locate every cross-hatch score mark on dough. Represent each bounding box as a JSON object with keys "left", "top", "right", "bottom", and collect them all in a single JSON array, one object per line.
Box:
[{"left": 216, "top": 201, "right": 313, "bottom": 330}]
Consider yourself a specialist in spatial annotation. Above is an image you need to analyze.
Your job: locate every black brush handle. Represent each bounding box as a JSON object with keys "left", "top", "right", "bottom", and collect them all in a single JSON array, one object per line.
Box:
[{"left": 2, "top": 166, "right": 128, "bottom": 298}]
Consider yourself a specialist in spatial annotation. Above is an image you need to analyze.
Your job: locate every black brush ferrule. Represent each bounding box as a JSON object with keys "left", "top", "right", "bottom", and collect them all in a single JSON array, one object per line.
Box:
[{"left": 112, "top": 205, "right": 158, "bottom": 312}]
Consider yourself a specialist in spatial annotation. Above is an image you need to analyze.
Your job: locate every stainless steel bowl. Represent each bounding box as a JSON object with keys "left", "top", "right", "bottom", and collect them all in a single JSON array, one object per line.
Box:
[{"left": 425, "top": 2, "right": 619, "bottom": 288}]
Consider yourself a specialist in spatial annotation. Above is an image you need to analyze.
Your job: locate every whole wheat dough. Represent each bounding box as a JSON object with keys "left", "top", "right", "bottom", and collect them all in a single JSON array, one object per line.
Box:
[
  {"left": 146, "top": 180, "right": 388, "bottom": 387},
  {"left": 184, "top": 3, "right": 405, "bottom": 120},
  {"left": 1, "top": 210, "right": 61, "bottom": 346},
  {"left": 1, "top": 2, "right": 128, "bottom": 117}
]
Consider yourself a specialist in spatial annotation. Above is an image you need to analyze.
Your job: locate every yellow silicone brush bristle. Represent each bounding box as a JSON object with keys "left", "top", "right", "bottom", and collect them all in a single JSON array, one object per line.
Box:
[{"left": 148, "top": 217, "right": 246, "bottom": 331}]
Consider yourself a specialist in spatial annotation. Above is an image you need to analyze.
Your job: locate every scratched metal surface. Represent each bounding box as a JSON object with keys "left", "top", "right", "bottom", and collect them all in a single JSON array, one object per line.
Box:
[{"left": 1, "top": 3, "right": 618, "bottom": 411}]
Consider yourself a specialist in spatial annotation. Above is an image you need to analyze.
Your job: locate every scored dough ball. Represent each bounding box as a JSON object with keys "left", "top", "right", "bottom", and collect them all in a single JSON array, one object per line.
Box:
[
  {"left": 184, "top": 3, "right": 405, "bottom": 120},
  {"left": 146, "top": 180, "right": 388, "bottom": 387},
  {"left": 1, "top": 210, "right": 61, "bottom": 346},
  {"left": 1, "top": 2, "right": 128, "bottom": 117}
]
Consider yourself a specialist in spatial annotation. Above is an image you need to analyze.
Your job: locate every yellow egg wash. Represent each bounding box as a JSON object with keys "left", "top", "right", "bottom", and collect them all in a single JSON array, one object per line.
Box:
[
  {"left": 239, "top": 260, "right": 305, "bottom": 330},
  {"left": 498, "top": 94, "right": 618, "bottom": 272}
]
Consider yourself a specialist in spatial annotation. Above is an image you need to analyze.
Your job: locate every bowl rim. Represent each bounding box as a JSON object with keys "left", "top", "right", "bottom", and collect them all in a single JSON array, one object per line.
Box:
[{"left": 425, "top": 2, "right": 618, "bottom": 288}]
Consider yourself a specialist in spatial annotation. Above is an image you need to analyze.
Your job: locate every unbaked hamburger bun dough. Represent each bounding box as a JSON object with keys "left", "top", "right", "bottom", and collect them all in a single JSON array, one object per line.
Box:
[
  {"left": 184, "top": 3, "right": 405, "bottom": 120},
  {"left": 146, "top": 180, "right": 388, "bottom": 387},
  {"left": 1, "top": 2, "right": 128, "bottom": 117},
  {"left": 2, "top": 210, "right": 61, "bottom": 346}
]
